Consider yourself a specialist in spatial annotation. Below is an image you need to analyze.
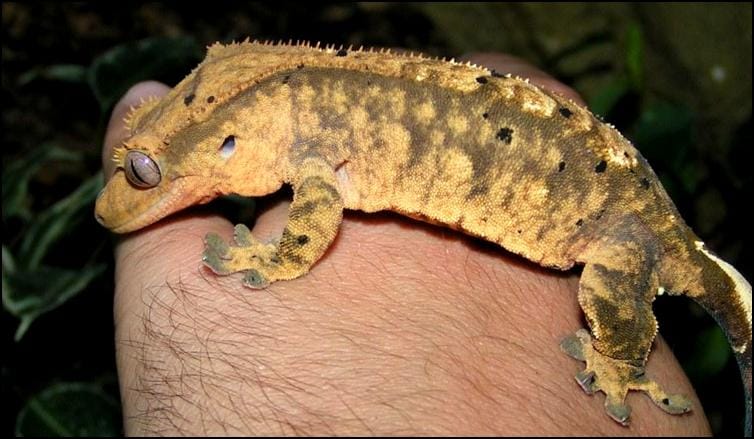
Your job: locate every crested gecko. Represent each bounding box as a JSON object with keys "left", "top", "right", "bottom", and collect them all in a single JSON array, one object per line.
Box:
[{"left": 94, "top": 40, "right": 752, "bottom": 434}]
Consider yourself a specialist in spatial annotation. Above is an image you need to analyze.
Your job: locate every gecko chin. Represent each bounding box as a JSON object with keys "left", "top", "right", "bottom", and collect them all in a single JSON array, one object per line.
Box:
[{"left": 95, "top": 172, "right": 211, "bottom": 234}]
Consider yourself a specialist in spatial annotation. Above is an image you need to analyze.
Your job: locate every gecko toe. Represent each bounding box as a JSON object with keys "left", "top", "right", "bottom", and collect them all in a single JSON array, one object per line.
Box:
[
  {"left": 243, "top": 269, "right": 269, "bottom": 289},
  {"left": 233, "top": 223, "right": 253, "bottom": 246},
  {"left": 575, "top": 370, "right": 597, "bottom": 394},
  {"left": 205, "top": 232, "right": 230, "bottom": 257},
  {"left": 560, "top": 329, "right": 589, "bottom": 361},
  {"left": 605, "top": 399, "right": 631, "bottom": 426},
  {"left": 203, "top": 233, "right": 233, "bottom": 275}
]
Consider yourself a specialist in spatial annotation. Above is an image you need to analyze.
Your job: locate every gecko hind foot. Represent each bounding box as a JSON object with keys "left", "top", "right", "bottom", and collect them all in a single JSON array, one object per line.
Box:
[{"left": 560, "top": 329, "right": 692, "bottom": 426}]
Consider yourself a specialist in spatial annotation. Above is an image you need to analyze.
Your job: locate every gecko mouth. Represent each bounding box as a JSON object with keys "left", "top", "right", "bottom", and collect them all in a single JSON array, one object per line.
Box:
[{"left": 95, "top": 172, "right": 207, "bottom": 233}]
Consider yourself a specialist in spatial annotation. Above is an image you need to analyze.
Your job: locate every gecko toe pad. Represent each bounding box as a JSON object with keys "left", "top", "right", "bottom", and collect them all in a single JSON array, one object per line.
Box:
[
  {"left": 202, "top": 229, "right": 281, "bottom": 286},
  {"left": 243, "top": 269, "right": 269, "bottom": 289},
  {"left": 203, "top": 232, "right": 233, "bottom": 274},
  {"left": 560, "top": 329, "right": 692, "bottom": 426},
  {"left": 233, "top": 223, "right": 254, "bottom": 246}
]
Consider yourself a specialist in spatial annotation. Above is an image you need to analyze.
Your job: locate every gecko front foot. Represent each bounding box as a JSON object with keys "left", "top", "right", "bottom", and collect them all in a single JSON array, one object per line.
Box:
[
  {"left": 202, "top": 225, "right": 279, "bottom": 288},
  {"left": 560, "top": 329, "right": 692, "bottom": 425}
]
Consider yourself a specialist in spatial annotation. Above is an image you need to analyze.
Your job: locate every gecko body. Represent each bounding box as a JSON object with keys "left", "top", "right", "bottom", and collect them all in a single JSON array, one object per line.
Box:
[{"left": 95, "top": 41, "right": 752, "bottom": 433}]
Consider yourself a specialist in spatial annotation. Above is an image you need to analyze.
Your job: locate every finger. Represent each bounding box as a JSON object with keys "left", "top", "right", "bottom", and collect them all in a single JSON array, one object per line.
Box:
[
  {"left": 461, "top": 52, "right": 586, "bottom": 106},
  {"left": 102, "top": 81, "right": 171, "bottom": 179}
]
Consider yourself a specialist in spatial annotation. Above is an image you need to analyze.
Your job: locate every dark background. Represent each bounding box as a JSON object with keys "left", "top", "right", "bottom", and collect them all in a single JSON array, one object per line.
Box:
[{"left": 2, "top": 3, "right": 751, "bottom": 436}]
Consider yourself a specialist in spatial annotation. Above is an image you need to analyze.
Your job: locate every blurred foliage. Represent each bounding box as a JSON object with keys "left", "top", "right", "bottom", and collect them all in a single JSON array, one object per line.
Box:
[
  {"left": 2, "top": 2, "right": 750, "bottom": 436},
  {"left": 15, "top": 382, "right": 120, "bottom": 437}
]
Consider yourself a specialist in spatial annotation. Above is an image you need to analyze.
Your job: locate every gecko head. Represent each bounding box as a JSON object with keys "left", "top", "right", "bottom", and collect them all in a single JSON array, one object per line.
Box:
[
  {"left": 94, "top": 130, "right": 227, "bottom": 234},
  {"left": 95, "top": 54, "right": 292, "bottom": 234},
  {"left": 95, "top": 98, "right": 286, "bottom": 234}
]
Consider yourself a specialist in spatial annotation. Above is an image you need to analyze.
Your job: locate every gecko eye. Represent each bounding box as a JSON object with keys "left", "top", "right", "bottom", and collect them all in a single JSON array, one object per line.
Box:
[{"left": 124, "top": 150, "right": 161, "bottom": 188}]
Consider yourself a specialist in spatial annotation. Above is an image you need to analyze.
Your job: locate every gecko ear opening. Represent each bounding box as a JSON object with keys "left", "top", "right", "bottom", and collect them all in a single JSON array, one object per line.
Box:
[
  {"left": 124, "top": 150, "right": 161, "bottom": 188},
  {"left": 219, "top": 135, "right": 236, "bottom": 159}
]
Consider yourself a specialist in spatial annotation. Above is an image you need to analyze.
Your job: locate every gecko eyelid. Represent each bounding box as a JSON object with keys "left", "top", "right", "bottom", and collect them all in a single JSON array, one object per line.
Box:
[
  {"left": 124, "top": 150, "right": 161, "bottom": 188},
  {"left": 219, "top": 135, "right": 236, "bottom": 159}
]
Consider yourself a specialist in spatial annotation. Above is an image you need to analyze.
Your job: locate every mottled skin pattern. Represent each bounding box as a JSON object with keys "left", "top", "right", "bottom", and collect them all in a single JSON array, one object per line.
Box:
[{"left": 94, "top": 40, "right": 752, "bottom": 434}]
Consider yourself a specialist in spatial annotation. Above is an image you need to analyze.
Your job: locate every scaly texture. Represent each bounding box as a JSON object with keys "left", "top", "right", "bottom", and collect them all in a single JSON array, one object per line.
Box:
[{"left": 94, "top": 40, "right": 752, "bottom": 434}]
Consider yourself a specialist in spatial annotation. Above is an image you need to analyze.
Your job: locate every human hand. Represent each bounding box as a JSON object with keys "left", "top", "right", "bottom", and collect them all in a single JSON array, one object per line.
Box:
[{"left": 103, "top": 53, "right": 710, "bottom": 436}]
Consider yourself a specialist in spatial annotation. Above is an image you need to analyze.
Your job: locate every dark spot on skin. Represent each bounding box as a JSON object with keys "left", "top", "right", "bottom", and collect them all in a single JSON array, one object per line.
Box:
[
  {"left": 290, "top": 200, "right": 318, "bottom": 218},
  {"left": 270, "top": 256, "right": 281, "bottom": 264},
  {"left": 207, "top": 96, "right": 215, "bottom": 103},
  {"left": 662, "top": 398, "right": 670, "bottom": 405},
  {"left": 595, "top": 160, "right": 607, "bottom": 173},
  {"left": 576, "top": 219, "right": 584, "bottom": 227},
  {"left": 482, "top": 112, "right": 489, "bottom": 119},
  {"left": 336, "top": 48, "right": 348, "bottom": 57},
  {"left": 559, "top": 107, "right": 572, "bottom": 118},
  {"left": 285, "top": 253, "right": 307, "bottom": 266},
  {"left": 297, "top": 63, "right": 304, "bottom": 69},
  {"left": 640, "top": 178, "right": 650, "bottom": 190},
  {"left": 491, "top": 70, "right": 505, "bottom": 78},
  {"left": 282, "top": 75, "right": 290, "bottom": 84},
  {"left": 476, "top": 76, "right": 488, "bottom": 84},
  {"left": 517, "top": 229, "right": 522, "bottom": 234},
  {"left": 297, "top": 235, "right": 309, "bottom": 245},
  {"left": 624, "top": 151, "right": 630, "bottom": 158},
  {"left": 496, "top": 127, "right": 513, "bottom": 144},
  {"left": 558, "top": 161, "right": 566, "bottom": 172},
  {"left": 184, "top": 94, "right": 195, "bottom": 106},
  {"left": 596, "top": 209, "right": 605, "bottom": 220}
]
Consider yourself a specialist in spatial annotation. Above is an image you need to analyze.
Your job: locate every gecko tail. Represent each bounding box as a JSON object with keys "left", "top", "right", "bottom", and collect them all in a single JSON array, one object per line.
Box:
[{"left": 683, "top": 242, "right": 752, "bottom": 437}]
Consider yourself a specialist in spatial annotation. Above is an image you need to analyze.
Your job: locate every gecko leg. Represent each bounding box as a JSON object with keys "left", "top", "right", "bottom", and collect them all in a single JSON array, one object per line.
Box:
[
  {"left": 560, "top": 246, "right": 692, "bottom": 425},
  {"left": 203, "top": 158, "right": 343, "bottom": 288}
]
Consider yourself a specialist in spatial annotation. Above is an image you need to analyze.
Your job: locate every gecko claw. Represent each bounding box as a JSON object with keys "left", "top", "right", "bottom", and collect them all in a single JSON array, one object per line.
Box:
[{"left": 575, "top": 370, "right": 597, "bottom": 394}]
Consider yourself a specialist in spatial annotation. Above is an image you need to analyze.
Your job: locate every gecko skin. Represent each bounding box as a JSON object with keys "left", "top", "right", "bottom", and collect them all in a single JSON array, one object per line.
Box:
[{"left": 95, "top": 40, "right": 752, "bottom": 433}]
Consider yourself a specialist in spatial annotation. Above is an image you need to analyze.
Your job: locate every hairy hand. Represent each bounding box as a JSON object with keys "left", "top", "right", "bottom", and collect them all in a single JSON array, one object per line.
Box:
[{"left": 104, "top": 54, "right": 710, "bottom": 436}]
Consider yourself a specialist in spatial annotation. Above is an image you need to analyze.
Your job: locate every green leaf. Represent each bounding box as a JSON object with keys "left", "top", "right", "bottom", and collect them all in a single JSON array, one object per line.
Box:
[
  {"left": 2, "top": 144, "right": 83, "bottom": 221},
  {"left": 3, "top": 174, "right": 107, "bottom": 339},
  {"left": 625, "top": 24, "right": 643, "bottom": 89},
  {"left": 15, "top": 382, "right": 121, "bottom": 437},
  {"left": 16, "top": 174, "right": 103, "bottom": 270},
  {"left": 17, "top": 64, "right": 88, "bottom": 86},
  {"left": 87, "top": 36, "right": 202, "bottom": 112},
  {"left": 633, "top": 102, "right": 696, "bottom": 192},
  {"left": 686, "top": 326, "right": 731, "bottom": 378},
  {"left": 3, "top": 263, "right": 106, "bottom": 341},
  {"left": 588, "top": 78, "right": 630, "bottom": 117}
]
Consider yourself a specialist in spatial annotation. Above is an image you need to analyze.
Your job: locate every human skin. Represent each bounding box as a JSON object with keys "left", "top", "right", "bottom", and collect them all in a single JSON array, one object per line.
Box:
[{"left": 104, "top": 53, "right": 711, "bottom": 436}]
